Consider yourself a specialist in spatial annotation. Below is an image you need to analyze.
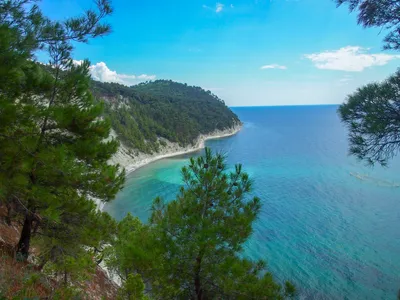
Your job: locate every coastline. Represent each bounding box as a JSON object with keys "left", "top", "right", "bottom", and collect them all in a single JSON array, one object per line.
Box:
[
  {"left": 96, "top": 125, "right": 241, "bottom": 213},
  {"left": 97, "top": 124, "right": 241, "bottom": 284},
  {"left": 98, "top": 124, "right": 241, "bottom": 209},
  {"left": 110, "top": 124, "right": 242, "bottom": 176}
]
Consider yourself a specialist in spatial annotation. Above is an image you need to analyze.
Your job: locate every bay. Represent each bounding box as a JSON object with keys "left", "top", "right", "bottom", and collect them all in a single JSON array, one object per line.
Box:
[{"left": 104, "top": 105, "right": 400, "bottom": 299}]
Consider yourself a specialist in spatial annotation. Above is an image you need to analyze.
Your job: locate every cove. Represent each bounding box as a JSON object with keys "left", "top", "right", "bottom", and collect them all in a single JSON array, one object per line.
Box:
[{"left": 104, "top": 106, "right": 400, "bottom": 299}]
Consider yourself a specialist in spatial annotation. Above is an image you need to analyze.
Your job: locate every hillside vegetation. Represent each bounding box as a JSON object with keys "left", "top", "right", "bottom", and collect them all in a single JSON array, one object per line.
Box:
[
  {"left": 92, "top": 80, "right": 240, "bottom": 153},
  {"left": 0, "top": 1, "right": 294, "bottom": 299}
]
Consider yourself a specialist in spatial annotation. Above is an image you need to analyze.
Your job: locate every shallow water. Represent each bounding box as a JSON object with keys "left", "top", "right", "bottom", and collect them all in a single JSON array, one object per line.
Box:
[{"left": 105, "top": 105, "right": 400, "bottom": 299}]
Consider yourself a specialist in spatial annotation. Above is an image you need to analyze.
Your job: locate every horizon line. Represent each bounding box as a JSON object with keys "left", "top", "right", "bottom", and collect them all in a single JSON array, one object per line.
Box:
[{"left": 229, "top": 103, "right": 340, "bottom": 108}]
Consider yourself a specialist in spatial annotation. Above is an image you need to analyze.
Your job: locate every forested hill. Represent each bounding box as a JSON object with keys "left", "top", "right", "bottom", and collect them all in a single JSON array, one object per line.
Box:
[{"left": 91, "top": 80, "right": 241, "bottom": 154}]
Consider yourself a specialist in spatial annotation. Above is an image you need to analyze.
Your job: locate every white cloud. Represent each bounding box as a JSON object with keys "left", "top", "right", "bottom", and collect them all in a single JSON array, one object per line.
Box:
[
  {"left": 216, "top": 3, "right": 224, "bottom": 12},
  {"left": 73, "top": 61, "right": 155, "bottom": 86},
  {"left": 203, "top": 3, "right": 224, "bottom": 13},
  {"left": 73, "top": 60, "right": 84, "bottom": 66},
  {"left": 260, "top": 64, "right": 287, "bottom": 70},
  {"left": 304, "top": 46, "right": 400, "bottom": 72}
]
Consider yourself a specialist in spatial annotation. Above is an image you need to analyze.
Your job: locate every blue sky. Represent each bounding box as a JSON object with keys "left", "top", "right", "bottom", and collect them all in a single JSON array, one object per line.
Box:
[{"left": 39, "top": 0, "right": 400, "bottom": 106}]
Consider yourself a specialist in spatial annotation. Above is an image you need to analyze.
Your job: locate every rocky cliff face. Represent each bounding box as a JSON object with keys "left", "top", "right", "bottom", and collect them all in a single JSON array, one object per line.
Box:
[
  {"left": 92, "top": 79, "right": 241, "bottom": 155},
  {"left": 109, "top": 122, "right": 242, "bottom": 174}
]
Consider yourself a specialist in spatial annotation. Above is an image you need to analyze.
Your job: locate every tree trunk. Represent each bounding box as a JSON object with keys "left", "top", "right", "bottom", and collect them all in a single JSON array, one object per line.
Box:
[
  {"left": 16, "top": 214, "right": 33, "bottom": 260},
  {"left": 5, "top": 203, "right": 12, "bottom": 226},
  {"left": 194, "top": 255, "right": 203, "bottom": 300}
]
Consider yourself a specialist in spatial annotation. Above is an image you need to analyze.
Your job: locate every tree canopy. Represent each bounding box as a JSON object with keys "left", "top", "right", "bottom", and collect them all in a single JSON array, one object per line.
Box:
[
  {"left": 92, "top": 80, "right": 241, "bottom": 153},
  {"left": 0, "top": 1, "right": 290, "bottom": 298},
  {"left": 108, "top": 149, "right": 295, "bottom": 299},
  {"left": 336, "top": 0, "right": 400, "bottom": 50},
  {"left": 339, "top": 70, "right": 400, "bottom": 166},
  {"left": 0, "top": 0, "right": 124, "bottom": 287},
  {"left": 336, "top": 0, "right": 400, "bottom": 166}
]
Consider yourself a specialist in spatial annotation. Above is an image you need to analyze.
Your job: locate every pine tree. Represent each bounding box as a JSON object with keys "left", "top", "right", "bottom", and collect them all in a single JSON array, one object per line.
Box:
[
  {"left": 0, "top": 0, "right": 125, "bottom": 274},
  {"left": 113, "top": 149, "right": 295, "bottom": 299},
  {"left": 118, "top": 273, "right": 149, "bottom": 300},
  {"left": 335, "top": 0, "right": 400, "bottom": 165},
  {"left": 106, "top": 213, "right": 161, "bottom": 284},
  {"left": 338, "top": 70, "right": 400, "bottom": 166},
  {"left": 336, "top": 0, "right": 400, "bottom": 50}
]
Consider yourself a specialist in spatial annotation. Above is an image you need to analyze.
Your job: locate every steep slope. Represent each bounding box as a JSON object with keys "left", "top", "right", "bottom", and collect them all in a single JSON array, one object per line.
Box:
[
  {"left": 91, "top": 80, "right": 241, "bottom": 171},
  {"left": 38, "top": 60, "right": 241, "bottom": 170}
]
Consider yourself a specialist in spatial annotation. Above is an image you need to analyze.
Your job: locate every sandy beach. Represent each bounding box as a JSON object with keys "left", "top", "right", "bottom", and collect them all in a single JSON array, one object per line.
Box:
[
  {"left": 94, "top": 124, "right": 241, "bottom": 212},
  {"left": 110, "top": 124, "right": 242, "bottom": 175}
]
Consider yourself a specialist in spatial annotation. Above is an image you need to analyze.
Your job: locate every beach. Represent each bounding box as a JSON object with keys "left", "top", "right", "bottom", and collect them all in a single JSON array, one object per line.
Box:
[
  {"left": 96, "top": 124, "right": 242, "bottom": 284},
  {"left": 109, "top": 123, "right": 242, "bottom": 175},
  {"left": 94, "top": 124, "right": 241, "bottom": 212}
]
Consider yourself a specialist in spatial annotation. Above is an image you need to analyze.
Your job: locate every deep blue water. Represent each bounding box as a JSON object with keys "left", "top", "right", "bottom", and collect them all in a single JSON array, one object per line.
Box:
[{"left": 105, "top": 105, "right": 400, "bottom": 299}]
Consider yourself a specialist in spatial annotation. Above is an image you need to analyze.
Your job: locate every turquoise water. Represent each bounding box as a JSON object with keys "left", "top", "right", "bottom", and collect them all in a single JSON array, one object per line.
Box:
[{"left": 105, "top": 105, "right": 400, "bottom": 299}]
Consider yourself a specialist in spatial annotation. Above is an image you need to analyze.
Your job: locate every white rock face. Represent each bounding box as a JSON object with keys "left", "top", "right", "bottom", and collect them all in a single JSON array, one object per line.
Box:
[{"left": 109, "top": 123, "right": 242, "bottom": 175}]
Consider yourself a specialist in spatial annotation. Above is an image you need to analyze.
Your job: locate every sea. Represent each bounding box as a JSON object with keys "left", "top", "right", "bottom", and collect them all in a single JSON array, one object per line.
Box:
[{"left": 104, "top": 105, "right": 400, "bottom": 299}]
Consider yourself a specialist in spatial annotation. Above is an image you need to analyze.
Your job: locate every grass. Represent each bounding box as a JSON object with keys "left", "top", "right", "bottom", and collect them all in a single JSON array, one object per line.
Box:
[
  {"left": 0, "top": 207, "right": 119, "bottom": 299},
  {"left": 0, "top": 250, "right": 51, "bottom": 299}
]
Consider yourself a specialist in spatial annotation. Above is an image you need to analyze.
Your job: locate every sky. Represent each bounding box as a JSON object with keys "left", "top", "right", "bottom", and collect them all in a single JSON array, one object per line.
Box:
[{"left": 38, "top": 0, "right": 400, "bottom": 106}]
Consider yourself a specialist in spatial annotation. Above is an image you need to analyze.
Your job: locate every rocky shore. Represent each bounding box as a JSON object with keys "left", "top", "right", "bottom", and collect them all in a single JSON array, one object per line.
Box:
[{"left": 109, "top": 123, "right": 242, "bottom": 175}]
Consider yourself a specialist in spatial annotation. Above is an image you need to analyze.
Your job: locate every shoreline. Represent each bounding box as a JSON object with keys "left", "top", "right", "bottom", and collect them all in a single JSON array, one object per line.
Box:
[
  {"left": 97, "top": 124, "right": 242, "bottom": 211},
  {"left": 98, "top": 124, "right": 241, "bottom": 284},
  {"left": 117, "top": 124, "right": 242, "bottom": 176}
]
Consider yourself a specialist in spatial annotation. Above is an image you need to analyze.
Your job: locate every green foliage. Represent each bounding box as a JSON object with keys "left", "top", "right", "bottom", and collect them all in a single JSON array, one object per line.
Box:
[
  {"left": 336, "top": 1, "right": 400, "bottom": 166},
  {"left": 118, "top": 273, "right": 149, "bottom": 300},
  {"left": 1, "top": 2, "right": 288, "bottom": 298},
  {"left": 106, "top": 213, "right": 159, "bottom": 299},
  {"left": 0, "top": 0, "right": 124, "bottom": 286},
  {"left": 92, "top": 80, "right": 241, "bottom": 153},
  {"left": 336, "top": 0, "right": 400, "bottom": 50},
  {"left": 338, "top": 70, "right": 400, "bottom": 166},
  {"left": 111, "top": 149, "right": 295, "bottom": 299},
  {"left": 106, "top": 213, "right": 160, "bottom": 281}
]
